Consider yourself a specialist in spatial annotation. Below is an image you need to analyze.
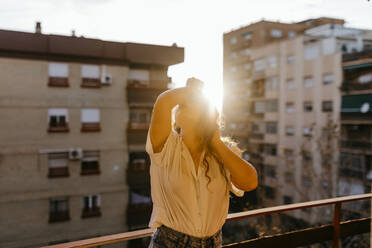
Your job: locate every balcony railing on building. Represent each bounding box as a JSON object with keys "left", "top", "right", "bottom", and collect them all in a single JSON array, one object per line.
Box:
[{"left": 43, "top": 193, "right": 372, "bottom": 248}]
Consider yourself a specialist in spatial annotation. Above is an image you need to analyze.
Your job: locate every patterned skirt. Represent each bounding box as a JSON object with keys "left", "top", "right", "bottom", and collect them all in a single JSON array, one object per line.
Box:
[{"left": 148, "top": 225, "right": 222, "bottom": 248}]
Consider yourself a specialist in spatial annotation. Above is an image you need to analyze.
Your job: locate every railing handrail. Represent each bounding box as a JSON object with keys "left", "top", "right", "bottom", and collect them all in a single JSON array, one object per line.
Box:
[
  {"left": 227, "top": 193, "right": 372, "bottom": 221},
  {"left": 42, "top": 193, "right": 372, "bottom": 248}
]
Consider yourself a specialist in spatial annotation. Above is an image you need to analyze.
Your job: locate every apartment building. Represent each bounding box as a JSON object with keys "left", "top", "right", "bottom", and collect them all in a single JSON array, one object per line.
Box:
[
  {"left": 339, "top": 49, "right": 372, "bottom": 220},
  {"left": 0, "top": 23, "right": 183, "bottom": 248},
  {"left": 223, "top": 17, "right": 372, "bottom": 228}
]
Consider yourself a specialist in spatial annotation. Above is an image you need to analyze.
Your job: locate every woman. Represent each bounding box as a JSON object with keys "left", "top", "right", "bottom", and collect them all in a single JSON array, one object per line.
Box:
[{"left": 146, "top": 78, "right": 258, "bottom": 248}]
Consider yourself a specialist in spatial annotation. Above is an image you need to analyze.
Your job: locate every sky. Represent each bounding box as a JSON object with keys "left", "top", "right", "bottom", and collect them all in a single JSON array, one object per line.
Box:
[{"left": 1, "top": 0, "right": 372, "bottom": 109}]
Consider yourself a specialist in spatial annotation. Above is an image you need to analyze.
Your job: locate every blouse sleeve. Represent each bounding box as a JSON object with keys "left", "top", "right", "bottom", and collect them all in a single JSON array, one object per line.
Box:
[{"left": 145, "top": 129, "right": 177, "bottom": 167}]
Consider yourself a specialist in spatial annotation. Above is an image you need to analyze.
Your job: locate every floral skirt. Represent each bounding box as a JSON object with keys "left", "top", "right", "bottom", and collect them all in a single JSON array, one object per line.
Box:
[{"left": 148, "top": 225, "right": 222, "bottom": 248}]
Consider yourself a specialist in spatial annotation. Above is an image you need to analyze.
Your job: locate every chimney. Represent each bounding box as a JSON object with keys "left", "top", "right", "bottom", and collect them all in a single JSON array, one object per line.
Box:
[
  {"left": 71, "top": 29, "right": 76, "bottom": 37},
  {"left": 35, "top": 22, "right": 41, "bottom": 34}
]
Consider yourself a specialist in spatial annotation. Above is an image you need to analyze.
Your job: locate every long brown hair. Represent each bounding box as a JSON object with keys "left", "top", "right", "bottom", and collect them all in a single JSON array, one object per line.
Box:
[{"left": 173, "top": 99, "right": 242, "bottom": 193}]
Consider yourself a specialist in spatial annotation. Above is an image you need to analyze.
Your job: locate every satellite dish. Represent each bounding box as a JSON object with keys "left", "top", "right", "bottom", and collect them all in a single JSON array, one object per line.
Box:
[{"left": 360, "top": 102, "right": 370, "bottom": 113}]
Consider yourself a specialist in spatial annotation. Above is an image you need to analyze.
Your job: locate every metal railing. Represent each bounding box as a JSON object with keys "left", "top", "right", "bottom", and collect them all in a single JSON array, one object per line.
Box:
[{"left": 42, "top": 193, "right": 372, "bottom": 248}]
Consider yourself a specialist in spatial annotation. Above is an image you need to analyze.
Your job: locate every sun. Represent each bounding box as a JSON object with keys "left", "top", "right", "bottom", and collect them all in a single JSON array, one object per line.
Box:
[{"left": 202, "top": 83, "right": 223, "bottom": 114}]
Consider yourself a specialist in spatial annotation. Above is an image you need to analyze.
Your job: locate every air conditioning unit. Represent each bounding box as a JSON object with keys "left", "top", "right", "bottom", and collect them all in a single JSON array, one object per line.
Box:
[
  {"left": 101, "top": 74, "right": 112, "bottom": 85},
  {"left": 69, "top": 148, "right": 83, "bottom": 160}
]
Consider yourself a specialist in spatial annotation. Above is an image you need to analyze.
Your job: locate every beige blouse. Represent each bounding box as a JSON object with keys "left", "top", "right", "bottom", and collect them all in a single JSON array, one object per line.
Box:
[{"left": 145, "top": 129, "right": 244, "bottom": 238}]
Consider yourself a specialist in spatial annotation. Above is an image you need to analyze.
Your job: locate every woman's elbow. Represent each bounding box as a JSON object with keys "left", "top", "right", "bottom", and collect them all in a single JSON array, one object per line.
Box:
[{"left": 243, "top": 174, "right": 258, "bottom": 192}]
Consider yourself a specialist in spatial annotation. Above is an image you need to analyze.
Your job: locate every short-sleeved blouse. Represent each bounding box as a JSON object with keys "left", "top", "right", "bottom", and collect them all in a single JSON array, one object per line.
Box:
[{"left": 145, "top": 129, "right": 244, "bottom": 238}]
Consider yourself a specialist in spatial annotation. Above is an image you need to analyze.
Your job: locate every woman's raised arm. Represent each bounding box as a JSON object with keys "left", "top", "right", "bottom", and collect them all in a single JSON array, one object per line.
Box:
[{"left": 149, "top": 87, "right": 191, "bottom": 153}]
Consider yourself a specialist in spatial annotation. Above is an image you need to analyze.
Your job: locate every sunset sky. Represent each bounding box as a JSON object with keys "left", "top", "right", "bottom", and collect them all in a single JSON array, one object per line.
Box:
[{"left": 1, "top": 0, "right": 372, "bottom": 109}]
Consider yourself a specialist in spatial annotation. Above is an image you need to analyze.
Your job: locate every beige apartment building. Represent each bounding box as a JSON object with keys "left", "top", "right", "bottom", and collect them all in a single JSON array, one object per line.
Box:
[
  {"left": 0, "top": 23, "right": 183, "bottom": 248},
  {"left": 223, "top": 17, "right": 372, "bottom": 228}
]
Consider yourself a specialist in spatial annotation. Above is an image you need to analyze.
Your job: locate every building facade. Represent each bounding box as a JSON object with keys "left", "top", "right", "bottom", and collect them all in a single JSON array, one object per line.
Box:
[
  {"left": 223, "top": 17, "right": 372, "bottom": 229},
  {"left": 339, "top": 49, "right": 372, "bottom": 219},
  {"left": 0, "top": 24, "right": 183, "bottom": 247}
]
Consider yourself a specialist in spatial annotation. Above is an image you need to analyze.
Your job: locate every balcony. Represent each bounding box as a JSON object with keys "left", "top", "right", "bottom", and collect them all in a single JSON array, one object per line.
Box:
[
  {"left": 48, "top": 77, "right": 69, "bottom": 87},
  {"left": 81, "top": 78, "right": 101, "bottom": 88},
  {"left": 81, "top": 207, "right": 101, "bottom": 219},
  {"left": 127, "top": 87, "right": 167, "bottom": 106},
  {"left": 42, "top": 193, "right": 372, "bottom": 248},
  {"left": 128, "top": 122, "right": 150, "bottom": 131},
  {"left": 250, "top": 133, "right": 264, "bottom": 141},
  {"left": 342, "top": 49, "right": 372, "bottom": 63},
  {"left": 49, "top": 210, "right": 70, "bottom": 223},
  {"left": 341, "top": 80, "right": 372, "bottom": 92},
  {"left": 127, "top": 203, "right": 153, "bottom": 230},
  {"left": 126, "top": 165, "right": 150, "bottom": 187},
  {"left": 80, "top": 122, "right": 101, "bottom": 132},
  {"left": 340, "top": 140, "right": 372, "bottom": 151},
  {"left": 48, "top": 167, "right": 69, "bottom": 178}
]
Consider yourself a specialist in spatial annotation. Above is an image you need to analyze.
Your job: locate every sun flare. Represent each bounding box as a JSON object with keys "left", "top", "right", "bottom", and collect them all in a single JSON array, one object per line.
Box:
[{"left": 202, "top": 83, "right": 223, "bottom": 114}]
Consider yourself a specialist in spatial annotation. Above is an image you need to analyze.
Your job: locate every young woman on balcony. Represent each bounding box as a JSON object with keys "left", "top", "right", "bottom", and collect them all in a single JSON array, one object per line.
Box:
[{"left": 146, "top": 78, "right": 258, "bottom": 248}]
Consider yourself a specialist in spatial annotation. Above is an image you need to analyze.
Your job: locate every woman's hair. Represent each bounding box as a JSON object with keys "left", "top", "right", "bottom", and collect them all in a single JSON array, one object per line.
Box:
[{"left": 173, "top": 98, "right": 243, "bottom": 193}]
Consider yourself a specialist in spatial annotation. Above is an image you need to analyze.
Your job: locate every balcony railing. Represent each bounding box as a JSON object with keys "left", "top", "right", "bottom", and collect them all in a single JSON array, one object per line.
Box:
[
  {"left": 42, "top": 193, "right": 372, "bottom": 248},
  {"left": 341, "top": 80, "right": 372, "bottom": 92},
  {"left": 340, "top": 140, "right": 372, "bottom": 150}
]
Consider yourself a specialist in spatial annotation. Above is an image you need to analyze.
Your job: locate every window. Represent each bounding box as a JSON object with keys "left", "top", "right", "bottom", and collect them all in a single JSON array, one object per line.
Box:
[
  {"left": 264, "top": 144, "right": 277, "bottom": 156},
  {"left": 240, "top": 48, "right": 251, "bottom": 56},
  {"left": 266, "top": 99, "right": 278, "bottom": 112},
  {"left": 129, "top": 110, "right": 151, "bottom": 129},
  {"left": 266, "top": 122, "right": 277, "bottom": 134},
  {"left": 303, "top": 127, "right": 312, "bottom": 136},
  {"left": 286, "top": 102, "right": 295, "bottom": 113},
  {"left": 48, "top": 108, "right": 69, "bottom": 132},
  {"left": 303, "top": 101, "right": 313, "bottom": 112},
  {"left": 231, "top": 52, "right": 237, "bottom": 59},
  {"left": 267, "top": 56, "right": 277, "bottom": 68},
  {"left": 82, "top": 195, "right": 101, "bottom": 218},
  {"left": 254, "top": 101, "right": 265, "bottom": 113},
  {"left": 287, "top": 79, "right": 295, "bottom": 89},
  {"left": 284, "top": 172, "right": 294, "bottom": 183},
  {"left": 323, "top": 74, "right": 334, "bottom": 85},
  {"left": 322, "top": 101, "right": 333, "bottom": 112},
  {"left": 242, "top": 31, "right": 252, "bottom": 40},
  {"left": 254, "top": 58, "right": 266, "bottom": 71},
  {"left": 231, "top": 66, "right": 237, "bottom": 73},
  {"left": 49, "top": 198, "right": 70, "bottom": 223},
  {"left": 252, "top": 122, "right": 265, "bottom": 133},
  {"left": 304, "top": 46, "right": 319, "bottom": 60},
  {"left": 283, "top": 195, "right": 293, "bottom": 204},
  {"left": 265, "top": 165, "right": 276, "bottom": 178},
  {"left": 48, "top": 152, "right": 69, "bottom": 178},
  {"left": 81, "top": 109, "right": 101, "bottom": 132},
  {"left": 81, "top": 151, "right": 100, "bottom": 175},
  {"left": 322, "top": 38, "right": 336, "bottom": 56},
  {"left": 287, "top": 55, "right": 295, "bottom": 64},
  {"left": 302, "top": 151, "right": 312, "bottom": 162},
  {"left": 230, "top": 37, "right": 237, "bottom": 44},
  {"left": 128, "top": 69, "right": 150, "bottom": 87},
  {"left": 304, "top": 77, "right": 313, "bottom": 88},
  {"left": 284, "top": 149, "right": 294, "bottom": 159},
  {"left": 48, "top": 63, "right": 69, "bottom": 87},
  {"left": 266, "top": 76, "right": 278, "bottom": 91},
  {"left": 285, "top": 126, "right": 295, "bottom": 136},
  {"left": 271, "top": 29, "right": 282, "bottom": 38},
  {"left": 263, "top": 186, "right": 276, "bottom": 199},
  {"left": 358, "top": 73, "right": 372, "bottom": 84},
  {"left": 288, "top": 31, "right": 296, "bottom": 38},
  {"left": 81, "top": 65, "right": 100, "bottom": 88}
]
